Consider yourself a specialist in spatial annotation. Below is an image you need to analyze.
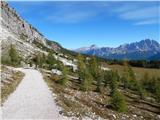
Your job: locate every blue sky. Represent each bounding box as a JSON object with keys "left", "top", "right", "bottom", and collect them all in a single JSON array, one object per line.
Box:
[{"left": 8, "top": 1, "right": 160, "bottom": 49}]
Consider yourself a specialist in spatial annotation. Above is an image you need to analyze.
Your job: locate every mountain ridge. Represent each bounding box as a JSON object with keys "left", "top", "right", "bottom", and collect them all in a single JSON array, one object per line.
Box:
[{"left": 75, "top": 39, "right": 160, "bottom": 60}]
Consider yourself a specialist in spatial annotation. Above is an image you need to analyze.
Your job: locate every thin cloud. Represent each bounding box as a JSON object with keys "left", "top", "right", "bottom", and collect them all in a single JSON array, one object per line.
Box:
[
  {"left": 47, "top": 11, "right": 98, "bottom": 23},
  {"left": 111, "top": 2, "right": 160, "bottom": 25},
  {"left": 17, "top": 1, "right": 159, "bottom": 25},
  {"left": 119, "top": 7, "right": 159, "bottom": 20},
  {"left": 134, "top": 19, "right": 159, "bottom": 25},
  {"left": 46, "top": 2, "right": 105, "bottom": 23}
]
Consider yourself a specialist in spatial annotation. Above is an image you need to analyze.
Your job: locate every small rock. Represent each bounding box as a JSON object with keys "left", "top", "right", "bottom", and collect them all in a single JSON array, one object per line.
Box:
[
  {"left": 59, "top": 111, "right": 63, "bottom": 115},
  {"left": 112, "top": 114, "right": 116, "bottom": 119},
  {"left": 133, "top": 114, "right": 137, "bottom": 117},
  {"left": 140, "top": 116, "right": 143, "bottom": 119}
]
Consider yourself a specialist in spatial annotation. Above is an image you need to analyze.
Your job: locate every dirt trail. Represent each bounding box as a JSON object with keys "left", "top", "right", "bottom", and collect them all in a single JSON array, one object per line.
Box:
[{"left": 2, "top": 68, "right": 66, "bottom": 119}]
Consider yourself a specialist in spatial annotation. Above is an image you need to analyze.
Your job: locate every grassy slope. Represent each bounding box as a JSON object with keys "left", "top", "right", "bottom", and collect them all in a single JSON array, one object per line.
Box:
[
  {"left": 42, "top": 69, "right": 160, "bottom": 120},
  {"left": 1, "top": 66, "right": 24, "bottom": 104}
]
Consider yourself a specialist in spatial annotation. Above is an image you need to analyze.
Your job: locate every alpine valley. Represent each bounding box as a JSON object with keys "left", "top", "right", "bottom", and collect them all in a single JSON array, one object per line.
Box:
[{"left": 1, "top": 1, "right": 160, "bottom": 120}]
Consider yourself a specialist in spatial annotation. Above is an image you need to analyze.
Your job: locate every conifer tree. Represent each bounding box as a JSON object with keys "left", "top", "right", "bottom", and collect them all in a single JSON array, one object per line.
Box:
[
  {"left": 89, "top": 56, "right": 99, "bottom": 79},
  {"left": 154, "top": 78, "right": 160, "bottom": 103},
  {"left": 80, "top": 69, "right": 93, "bottom": 91},
  {"left": 104, "top": 71, "right": 112, "bottom": 87},
  {"left": 122, "top": 61, "right": 137, "bottom": 90},
  {"left": 95, "top": 70, "right": 104, "bottom": 93},
  {"left": 110, "top": 90, "right": 127, "bottom": 113},
  {"left": 59, "top": 65, "right": 68, "bottom": 86},
  {"left": 77, "top": 53, "right": 85, "bottom": 70},
  {"left": 77, "top": 53, "right": 86, "bottom": 80},
  {"left": 34, "top": 54, "right": 41, "bottom": 68},
  {"left": 77, "top": 54, "right": 93, "bottom": 91},
  {"left": 9, "top": 44, "right": 20, "bottom": 66},
  {"left": 46, "top": 52, "right": 55, "bottom": 69},
  {"left": 110, "top": 71, "right": 119, "bottom": 95}
]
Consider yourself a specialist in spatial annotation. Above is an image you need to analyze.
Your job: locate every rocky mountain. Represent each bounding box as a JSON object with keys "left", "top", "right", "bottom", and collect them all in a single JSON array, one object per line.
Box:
[
  {"left": 75, "top": 39, "right": 160, "bottom": 60},
  {"left": 148, "top": 52, "right": 160, "bottom": 60},
  {"left": 0, "top": 1, "right": 61, "bottom": 61}
]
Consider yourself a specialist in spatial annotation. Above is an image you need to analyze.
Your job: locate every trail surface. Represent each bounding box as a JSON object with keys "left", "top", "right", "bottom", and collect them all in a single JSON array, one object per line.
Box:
[{"left": 2, "top": 68, "right": 65, "bottom": 119}]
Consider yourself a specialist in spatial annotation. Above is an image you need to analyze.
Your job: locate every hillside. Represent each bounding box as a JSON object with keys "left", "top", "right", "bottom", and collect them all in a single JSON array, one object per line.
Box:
[
  {"left": 1, "top": 1, "right": 160, "bottom": 120},
  {"left": 1, "top": 1, "right": 62, "bottom": 61}
]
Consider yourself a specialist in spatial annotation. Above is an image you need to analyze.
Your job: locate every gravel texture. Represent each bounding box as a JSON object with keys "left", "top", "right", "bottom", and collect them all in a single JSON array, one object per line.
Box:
[{"left": 2, "top": 68, "right": 66, "bottom": 119}]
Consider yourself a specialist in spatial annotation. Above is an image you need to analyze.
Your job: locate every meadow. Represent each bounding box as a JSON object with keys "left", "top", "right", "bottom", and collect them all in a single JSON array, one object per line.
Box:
[{"left": 106, "top": 64, "right": 160, "bottom": 79}]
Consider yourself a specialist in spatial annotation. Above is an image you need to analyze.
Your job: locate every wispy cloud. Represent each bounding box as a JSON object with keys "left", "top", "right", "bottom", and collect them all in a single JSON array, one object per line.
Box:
[
  {"left": 111, "top": 2, "right": 160, "bottom": 25},
  {"left": 45, "top": 2, "right": 109, "bottom": 23},
  {"left": 47, "top": 10, "right": 98, "bottom": 23},
  {"left": 46, "top": 1, "right": 159, "bottom": 25},
  {"left": 119, "top": 7, "right": 158, "bottom": 20},
  {"left": 18, "top": 1, "right": 159, "bottom": 25},
  {"left": 134, "top": 19, "right": 158, "bottom": 25}
]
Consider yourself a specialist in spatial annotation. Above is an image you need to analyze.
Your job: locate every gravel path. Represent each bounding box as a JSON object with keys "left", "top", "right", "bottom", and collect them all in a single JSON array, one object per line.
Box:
[{"left": 2, "top": 68, "right": 65, "bottom": 119}]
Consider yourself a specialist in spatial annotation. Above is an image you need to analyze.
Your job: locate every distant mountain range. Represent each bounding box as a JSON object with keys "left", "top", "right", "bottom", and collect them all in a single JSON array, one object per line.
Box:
[{"left": 75, "top": 39, "right": 160, "bottom": 60}]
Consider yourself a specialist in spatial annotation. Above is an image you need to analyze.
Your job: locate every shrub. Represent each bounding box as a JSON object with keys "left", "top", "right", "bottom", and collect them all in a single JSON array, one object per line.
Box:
[
  {"left": 1, "top": 55, "right": 11, "bottom": 65},
  {"left": 80, "top": 69, "right": 93, "bottom": 91},
  {"left": 109, "top": 71, "right": 120, "bottom": 95},
  {"left": 104, "top": 71, "right": 113, "bottom": 86},
  {"left": 58, "top": 65, "right": 68, "bottom": 86},
  {"left": 110, "top": 90, "right": 127, "bottom": 113},
  {"left": 95, "top": 71, "right": 104, "bottom": 93},
  {"left": 2, "top": 45, "right": 20, "bottom": 66},
  {"left": 155, "top": 78, "right": 160, "bottom": 103},
  {"left": 9, "top": 44, "right": 20, "bottom": 66}
]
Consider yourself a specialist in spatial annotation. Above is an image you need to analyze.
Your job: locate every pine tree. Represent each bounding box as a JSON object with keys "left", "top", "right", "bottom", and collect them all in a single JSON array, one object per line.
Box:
[
  {"left": 77, "top": 53, "right": 86, "bottom": 81},
  {"left": 77, "top": 54, "right": 93, "bottom": 91},
  {"left": 110, "top": 90, "right": 127, "bottom": 113},
  {"left": 110, "top": 71, "right": 119, "bottom": 95},
  {"left": 137, "top": 84, "right": 146, "bottom": 99},
  {"left": 77, "top": 53, "right": 85, "bottom": 70},
  {"left": 46, "top": 52, "right": 54, "bottom": 64},
  {"left": 104, "top": 71, "right": 112, "bottom": 87},
  {"left": 155, "top": 78, "right": 160, "bottom": 103},
  {"left": 89, "top": 56, "right": 99, "bottom": 79},
  {"left": 122, "top": 61, "right": 138, "bottom": 90},
  {"left": 1, "top": 55, "right": 11, "bottom": 65},
  {"left": 80, "top": 69, "right": 93, "bottom": 91},
  {"left": 121, "top": 61, "right": 130, "bottom": 89},
  {"left": 128, "top": 66, "right": 136, "bottom": 81},
  {"left": 95, "top": 70, "right": 104, "bottom": 93},
  {"left": 89, "top": 56, "right": 104, "bottom": 92},
  {"left": 9, "top": 44, "right": 20, "bottom": 66},
  {"left": 59, "top": 65, "right": 68, "bottom": 86},
  {"left": 34, "top": 53, "right": 41, "bottom": 68}
]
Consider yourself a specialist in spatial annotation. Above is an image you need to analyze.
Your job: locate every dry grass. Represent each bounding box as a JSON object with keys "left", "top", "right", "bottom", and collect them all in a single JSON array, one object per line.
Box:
[
  {"left": 1, "top": 70, "right": 24, "bottom": 104},
  {"left": 42, "top": 69, "right": 160, "bottom": 120},
  {"left": 106, "top": 64, "right": 160, "bottom": 80}
]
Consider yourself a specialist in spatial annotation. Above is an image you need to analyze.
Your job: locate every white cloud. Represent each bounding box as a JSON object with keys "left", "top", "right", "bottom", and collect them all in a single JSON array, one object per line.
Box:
[
  {"left": 44, "top": 1, "right": 160, "bottom": 25},
  {"left": 46, "top": 2, "right": 103, "bottom": 23},
  {"left": 47, "top": 11, "right": 97, "bottom": 23},
  {"left": 119, "top": 7, "right": 159, "bottom": 20},
  {"left": 134, "top": 19, "right": 159, "bottom": 25},
  {"left": 111, "top": 2, "right": 160, "bottom": 25}
]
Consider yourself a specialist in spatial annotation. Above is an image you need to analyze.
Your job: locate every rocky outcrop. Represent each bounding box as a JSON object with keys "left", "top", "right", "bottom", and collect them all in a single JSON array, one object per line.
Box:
[
  {"left": 0, "top": 1, "right": 61, "bottom": 60},
  {"left": 1, "top": 1, "right": 46, "bottom": 46}
]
